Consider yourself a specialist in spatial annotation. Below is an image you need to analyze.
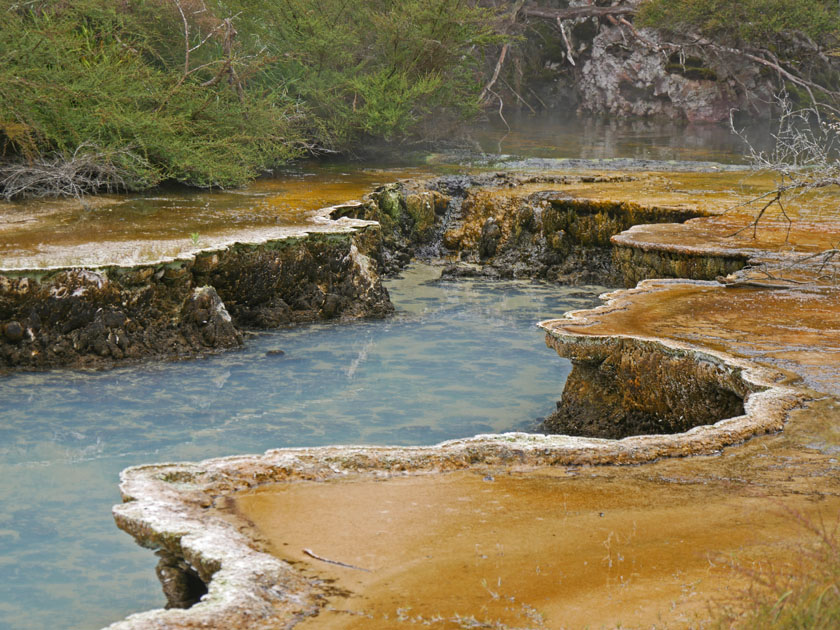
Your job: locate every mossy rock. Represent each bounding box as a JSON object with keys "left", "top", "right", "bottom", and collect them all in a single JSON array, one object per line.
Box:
[
  {"left": 405, "top": 192, "right": 436, "bottom": 239},
  {"left": 377, "top": 187, "right": 405, "bottom": 221}
]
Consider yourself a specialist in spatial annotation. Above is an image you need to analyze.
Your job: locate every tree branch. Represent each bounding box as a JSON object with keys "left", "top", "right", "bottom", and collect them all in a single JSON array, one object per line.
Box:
[{"left": 523, "top": 5, "right": 636, "bottom": 22}]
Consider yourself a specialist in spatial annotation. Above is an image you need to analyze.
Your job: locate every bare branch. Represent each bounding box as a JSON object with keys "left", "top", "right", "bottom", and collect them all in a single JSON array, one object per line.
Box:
[
  {"left": 480, "top": 43, "right": 509, "bottom": 104},
  {"left": 557, "top": 18, "right": 575, "bottom": 66},
  {"left": 727, "top": 94, "right": 840, "bottom": 240},
  {"left": 0, "top": 144, "right": 155, "bottom": 200}
]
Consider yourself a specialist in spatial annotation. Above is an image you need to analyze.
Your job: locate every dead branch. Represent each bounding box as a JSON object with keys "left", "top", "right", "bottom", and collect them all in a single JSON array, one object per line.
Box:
[
  {"left": 302, "top": 548, "right": 371, "bottom": 572},
  {"left": 480, "top": 43, "right": 509, "bottom": 104},
  {"left": 556, "top": 17, "right": 575, "bottom": 66},
  {"left": 0, "top": 144, "right": 154, "bottom": 200},
  {"left": 739, "top": 49, "right": 840, "bottom": 108},
  {"left": 616, "top": 16, "right": 662, "bottom": 54},
  {"left": 726, "top": 96, "right": 840, "bottom": 247},
  {"left": 487, "top": 86, "right": 510, "bottom": 131},
  {"left": 717, "top": 277, "right": 803, "bottom": 290},
  {"left": 728, "top": 190, "right": 781, "bottom": 239},
  {"left": 500, "top": 77, "right": 537, "bottom": 114}
]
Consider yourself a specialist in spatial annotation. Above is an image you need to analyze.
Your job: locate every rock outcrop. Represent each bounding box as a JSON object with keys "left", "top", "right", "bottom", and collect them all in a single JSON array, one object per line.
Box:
[
  {"left": 523, "top": 0, "right": 775, "bottom": 121},
  {"left": 101, "top": 164, "right": 840, "bottom": 629},
  {"left": 0, "top": 223, "right": 391, "bottom": 371},
  {"left": 577, "top": 25, "right": 772, "bottom": 122}
]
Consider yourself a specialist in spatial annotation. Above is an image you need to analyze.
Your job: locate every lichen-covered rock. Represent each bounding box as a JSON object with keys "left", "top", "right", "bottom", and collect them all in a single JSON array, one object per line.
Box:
[
  {"left": 180, "top": 286, "right": 241, "bottom": 349},
  {"left": 525, "top": 0, "right": 774, "bottom": 121},
  {"left": 439, "top": 180, "right": 704, "bottom": 284},
  {"left": 195, "top": 233, "right": 392, "bottom": 327},
  {"left": 577, "top": 26, "right": 767, "bottom": 122},
  {"left": 613, "top": 242, "right": 747, "bottom": 286}
]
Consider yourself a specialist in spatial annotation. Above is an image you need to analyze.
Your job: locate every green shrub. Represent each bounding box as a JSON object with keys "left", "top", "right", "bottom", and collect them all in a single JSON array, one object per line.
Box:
[
  {"left": 638, "top": 0, "right": 840, "bottom": 51},
  {"left": 0, "top": 0, "right": 307, "bottom": 191},
  {"left": 0, "top": 0, "right": 503, "bottom": 195},
  {"left": 224, "top": 0, "right": 503, "bottom": 145}
]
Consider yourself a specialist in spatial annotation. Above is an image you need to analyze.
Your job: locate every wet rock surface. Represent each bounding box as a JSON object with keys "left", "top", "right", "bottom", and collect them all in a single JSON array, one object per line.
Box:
[
  {"left": 344, "top": 171, "right": 711, "bottom": 286},
  {"left": 105, "top": 373, "right": 809, "bottom": 630},
  {"left": 541, "top": 336, "right": 748, "bottom": 438},
  {"left": 6, "top": 167, "right": 799, "bottom": 373},
  {"left": 0, "top": 228, "right": 391, "bottom": 371}
]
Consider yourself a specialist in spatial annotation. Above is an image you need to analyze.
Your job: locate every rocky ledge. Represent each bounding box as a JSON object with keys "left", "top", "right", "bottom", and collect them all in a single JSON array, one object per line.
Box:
[
  {"left": 0, "top": 212, "right": 391, "bottom": 371},
  {"left": 5, "top": 166, "right": 796, "bottom": 372},
  {"left": 108, "top": 349, "right": 800, "bottom": 630},
  {"left": 342, "top": 168, "right": 741, "bottom": 286}
]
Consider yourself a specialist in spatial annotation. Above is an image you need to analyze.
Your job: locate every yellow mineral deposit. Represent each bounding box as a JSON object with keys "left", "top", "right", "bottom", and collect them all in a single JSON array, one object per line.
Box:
[
  {"left": 235, "top": 414, "right": 840, "bottom": 630},
  {"left": 108, "top": 167, "right": 840, "bottom": 630}
]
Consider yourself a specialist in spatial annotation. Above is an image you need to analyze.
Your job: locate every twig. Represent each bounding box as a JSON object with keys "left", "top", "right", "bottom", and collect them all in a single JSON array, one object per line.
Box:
[
  {"left": 0, "top": 143, "right": 154, "bottom": 200},
  {"left": 556, "top": 18, "right": 575, "bottom": 66},
  {"left": 480, "top": 43, "right": 509, "bottom": 104},
  {"left": 716, "top": 277, "right": 802, "bottom": 290},
  {"left": 728, "top": 191, "right": 781, "bottom": 239},
  {"left": 500, "top": 77, "right": 537, "bottom": 114},
  {"left": 527, "top": 86, "right": 548, "bottom": 109},
  {"left": 523, "top": 5, "right": 636, "bottom": 21},
  {"left": 302, "top": 548, "right": 371, "bottom": 572},
  {"left": 486, "top": 87, "right": 510, "bottom": 132}
]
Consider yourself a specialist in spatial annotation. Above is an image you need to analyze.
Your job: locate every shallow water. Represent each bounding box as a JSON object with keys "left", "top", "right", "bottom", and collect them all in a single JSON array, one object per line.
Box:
[
  {"left": 0, "top": 167, "right": 432, "bottom": 269},
  {"left": 466, "top": 111, "right": 767, "bottom": 164},
  {"left": 0, "top": 264, "right": 605, "bottom": 630}
]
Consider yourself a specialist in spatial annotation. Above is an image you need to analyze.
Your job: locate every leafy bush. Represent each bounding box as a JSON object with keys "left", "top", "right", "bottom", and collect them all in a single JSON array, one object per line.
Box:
[
  {"left": 0, "top": 0, "right": 308, "bottom": 191},
  {"left": 638, "top": 0, "right": 840, "bottom": 51},
  {"left": 225, "top": 0, "right": 503, "bottom": 145},
  {"left": 0, "top": 0, "right": 503, "bottom": 195}
]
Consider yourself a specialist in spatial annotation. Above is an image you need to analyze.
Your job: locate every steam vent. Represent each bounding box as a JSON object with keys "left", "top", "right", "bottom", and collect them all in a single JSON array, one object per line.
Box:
[{"left": 6, "top": 166, "right": 840, "bottom": 629}]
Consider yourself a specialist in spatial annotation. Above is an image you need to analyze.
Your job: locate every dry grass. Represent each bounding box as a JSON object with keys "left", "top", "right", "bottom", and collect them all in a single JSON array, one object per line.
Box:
[{"left": 711, "top": 506, "right": 840, "bottom": 630}]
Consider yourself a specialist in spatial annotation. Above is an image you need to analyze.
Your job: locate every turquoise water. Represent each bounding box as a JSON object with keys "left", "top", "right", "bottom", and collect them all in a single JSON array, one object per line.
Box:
[
  {"left": 0, "top": 111, "right": 755, "bottom": 629},
  {"left": 0, "top": 264, "right": 605, "bottom": 630}
]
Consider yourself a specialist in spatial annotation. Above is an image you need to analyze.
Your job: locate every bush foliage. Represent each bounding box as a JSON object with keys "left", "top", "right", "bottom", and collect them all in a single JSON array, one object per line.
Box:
[
  {"left": 638, "top": 0, "right": 840, "bottom": 51},
  {"left": 0, "top": 0, "right": 502, "bottom": 194}
]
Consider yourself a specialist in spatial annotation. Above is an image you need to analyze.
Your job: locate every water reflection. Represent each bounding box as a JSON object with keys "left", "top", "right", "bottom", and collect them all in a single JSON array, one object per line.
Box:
[{"left": 468, "top": 111, "right": 770, "bottom": 163}]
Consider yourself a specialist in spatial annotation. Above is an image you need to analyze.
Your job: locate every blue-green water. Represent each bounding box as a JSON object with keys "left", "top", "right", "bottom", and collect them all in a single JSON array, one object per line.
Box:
[{"left": 0, "top": 264, "right": 605, "bottom": 630}]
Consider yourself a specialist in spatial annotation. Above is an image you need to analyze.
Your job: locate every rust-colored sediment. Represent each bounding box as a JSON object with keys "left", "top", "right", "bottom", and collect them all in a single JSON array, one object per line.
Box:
[
  {"left": 545, "top": 280, "right": 840, "bottom": 396},
  {"left": 108, "top": 393, "right": 840, "bottom": 630},
  {"left": 108, "top": 168, "right": 840, "bottom": 630},
  {"left": 236, "top": 420, "right": 840, "bottom": 630}
]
